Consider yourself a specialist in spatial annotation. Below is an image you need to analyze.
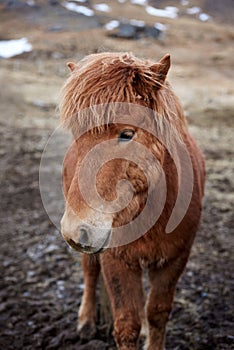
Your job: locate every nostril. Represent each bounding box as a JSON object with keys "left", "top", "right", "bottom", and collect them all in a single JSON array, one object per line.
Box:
[{"left": 78, "top": 226, "right": 90, "bottom": 247}]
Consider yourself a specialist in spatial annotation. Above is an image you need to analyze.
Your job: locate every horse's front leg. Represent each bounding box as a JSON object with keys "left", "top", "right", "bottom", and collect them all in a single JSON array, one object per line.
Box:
[
  {"left": 77, "top": 254, "right": 100, "bottom": 339},
  {"left": 145, "top": 253, "right": 189, "bottom": 350},
  {"left": 101, "top": 254, "right": 145, "bottom": 350}
]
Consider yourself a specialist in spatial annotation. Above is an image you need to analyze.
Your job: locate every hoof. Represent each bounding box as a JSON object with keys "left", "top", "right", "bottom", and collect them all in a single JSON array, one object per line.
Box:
[{"left": 77, "top": 321, "right": 96, "bottom": 340}]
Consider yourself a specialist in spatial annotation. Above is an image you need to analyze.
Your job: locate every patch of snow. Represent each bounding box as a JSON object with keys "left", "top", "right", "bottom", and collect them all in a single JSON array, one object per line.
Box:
[
  {"left": 154, "top": 22, "right": 167, "bottom": 31},
  {"left": 186, "top": 6, "right": 201, "bottom": 15},
  {"left": 93, "top": 3, "right": 111, "bottom": 12},
  {"left": 199, "top": 13, "right": 211, "bottom": 21},
  {"left": 105, "top": 20, "right": 120, "bottom": 30},
  {"left": 27, "top": 243, "right": 45, "bottom": 261},
  {"left": 146, "top": 6, "right": 178, "bottom": 19},
  {"left": 27, "top": 270, "right": 35, "bottom": 278},
  {"left": 71, "top": 0, "right": 87, "bottom": 2},
  {"left": 56, "top": 280, "right": 65, "bottom": 291},
  {"left": 62, "top": 2, "right": 94, "bottom": 16},
  {"left": 130, "top": 0, "right": 147, "bottom": 5},
  {"left": 0, "top": 38, "right": 32, "bottom": 59},
  {"left": 166, "top": 6, "right": 179, "bottom": 14},
  {"left": 118, "top": 0, "right": 126, "bottom": 3},
  {"left": 78, "top": 283, "right": 85, "bottom": 290},
  {"left": 129, "top": 19, "right": 145, "bottom": 27},
  {"left": 45, "top": 243, "right": 59, "bottom": 253}
]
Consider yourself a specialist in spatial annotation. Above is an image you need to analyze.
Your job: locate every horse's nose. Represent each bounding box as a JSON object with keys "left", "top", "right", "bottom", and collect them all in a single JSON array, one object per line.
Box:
[
  {"left": 78, "top": 225, "right": 91, "bottom": 247},
  {"left": 65, "top": 224, "right": 112, "bottom": 254}
]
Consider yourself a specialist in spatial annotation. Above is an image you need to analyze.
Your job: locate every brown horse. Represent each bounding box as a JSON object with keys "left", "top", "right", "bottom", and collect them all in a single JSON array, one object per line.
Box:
[{"left": 60, "top": 52, "right": 205, "bottom": 350}]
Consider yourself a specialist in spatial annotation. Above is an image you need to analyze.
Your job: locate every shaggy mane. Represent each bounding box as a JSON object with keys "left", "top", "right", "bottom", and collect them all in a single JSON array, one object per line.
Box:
[{"left": 60, "top": 52, "right": 187, "bottom": 136}]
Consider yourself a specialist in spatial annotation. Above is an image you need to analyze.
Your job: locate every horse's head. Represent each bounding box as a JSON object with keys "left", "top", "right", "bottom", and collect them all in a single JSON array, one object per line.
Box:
[
  {"left": 60, "top": 53, "right": 185, "bottom": 253},
  {"left": 61, "top": 121, "right": 166, "bottom": 253}
]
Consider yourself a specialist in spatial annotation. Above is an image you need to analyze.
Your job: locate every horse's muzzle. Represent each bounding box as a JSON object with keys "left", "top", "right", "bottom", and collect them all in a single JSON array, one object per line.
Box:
[{"left": 65, "top": 225, "right": 112, "bottom": 254}]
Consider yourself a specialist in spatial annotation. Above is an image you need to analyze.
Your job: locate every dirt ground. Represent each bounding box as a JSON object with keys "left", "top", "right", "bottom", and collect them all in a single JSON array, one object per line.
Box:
[{"left": 0, "top": 1, "right": 233, "bottom": 349}]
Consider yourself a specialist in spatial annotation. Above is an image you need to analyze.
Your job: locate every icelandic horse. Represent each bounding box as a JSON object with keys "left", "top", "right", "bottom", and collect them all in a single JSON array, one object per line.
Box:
[{"left": 60, "top": 52, "right": 205, "bottom": 350}]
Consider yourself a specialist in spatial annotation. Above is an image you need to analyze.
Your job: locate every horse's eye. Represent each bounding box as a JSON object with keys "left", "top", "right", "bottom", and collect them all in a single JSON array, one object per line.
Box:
[{"left": 118, "top": 129, "right": 135, "bottom": 142}]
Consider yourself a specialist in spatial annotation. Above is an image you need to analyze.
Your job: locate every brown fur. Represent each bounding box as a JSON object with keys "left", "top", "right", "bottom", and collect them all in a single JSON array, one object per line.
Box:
[
  {"left": 60, "top": 52, "right": 187, "bottom": 138},
  {"left": 60, "top": 52, "right": 205, "bottom": 350}
]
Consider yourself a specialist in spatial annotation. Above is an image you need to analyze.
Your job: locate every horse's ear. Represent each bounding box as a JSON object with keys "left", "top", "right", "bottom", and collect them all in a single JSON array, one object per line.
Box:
[
  {"left": 151, "top": 54, "right": 171, "bottom": 86},
  {"left": 67, "top": 62, "right": 77, "bottom": 72}
]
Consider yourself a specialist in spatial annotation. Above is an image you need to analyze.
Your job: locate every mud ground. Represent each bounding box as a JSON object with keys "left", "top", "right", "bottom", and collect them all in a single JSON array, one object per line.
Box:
[{"left": 0, "top": 1, "right": 233, "bottom": 349}]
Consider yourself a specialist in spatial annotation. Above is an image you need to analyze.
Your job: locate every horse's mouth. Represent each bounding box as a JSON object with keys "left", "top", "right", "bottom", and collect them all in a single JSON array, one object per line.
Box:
[{"left": 67, "top": 231, "right": 111, "bottom": 255}]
